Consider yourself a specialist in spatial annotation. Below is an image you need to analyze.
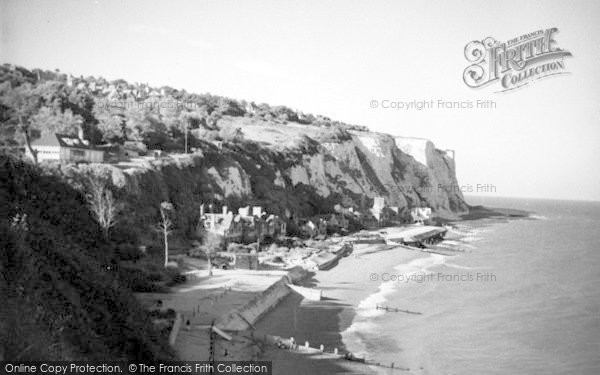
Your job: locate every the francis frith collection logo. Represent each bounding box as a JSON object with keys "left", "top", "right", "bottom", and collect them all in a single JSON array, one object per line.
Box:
[{"left": 463, "top": 28, "right": 572, "bottom": 92}]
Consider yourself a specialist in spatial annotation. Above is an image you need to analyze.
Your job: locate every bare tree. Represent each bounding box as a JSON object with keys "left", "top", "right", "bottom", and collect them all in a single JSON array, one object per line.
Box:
[
  {"left": 156, "top": 202, "right": 174, "bottom": 268},
  {"left": 202, "top": 231, "right": 222, "bottom": 276},
  {"left": 86, "top": 178, "right": 119, "bottom": 240}
]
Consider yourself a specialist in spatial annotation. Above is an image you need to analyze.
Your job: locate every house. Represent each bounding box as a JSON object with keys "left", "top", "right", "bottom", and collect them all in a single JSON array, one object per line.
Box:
[
  {"left": 199, "top": 203, "right": 286, "bottom": 246},
  {"left": 369, "top": 196, "right": 389, "bottom": 223},
  {"left": 238, "top": 206, "right": 266, "bottom": 243},
  {"left": 300, "top": 220, "right": 318, "bottom": 238},
  {"left": 266, "top": 214, "right": 287, "bottom": 239},
  {"left": 410, "top": 207, "right": 432, "bottom": 225},
  {"left": 26, "top": 132, "right": 104, "bottom": 164},
  {"left": 300, "top": 218, "right": 327, "bottom": 238},
  {"left": 199, "top": 205, "right": 243, "bottom": 243}
]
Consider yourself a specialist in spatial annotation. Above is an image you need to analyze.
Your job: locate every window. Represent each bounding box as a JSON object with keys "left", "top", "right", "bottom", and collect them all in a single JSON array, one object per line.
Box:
[{"left": 70, "top": 149, "right": 86, "bottom": 160}]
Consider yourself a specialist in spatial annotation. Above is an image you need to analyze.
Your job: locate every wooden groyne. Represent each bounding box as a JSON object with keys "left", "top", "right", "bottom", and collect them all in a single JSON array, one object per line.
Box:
[
  {"left": 376, "top": 304, "right": 422, "bottom": 315},
  {"left": 252, "top": 332, "right": 411, "bottom": 372}
]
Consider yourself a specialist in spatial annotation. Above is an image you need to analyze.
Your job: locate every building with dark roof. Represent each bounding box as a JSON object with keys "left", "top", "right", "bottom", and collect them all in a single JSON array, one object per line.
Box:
[{"left": 26, "top": 133, "right": 104, "bottom": 163}]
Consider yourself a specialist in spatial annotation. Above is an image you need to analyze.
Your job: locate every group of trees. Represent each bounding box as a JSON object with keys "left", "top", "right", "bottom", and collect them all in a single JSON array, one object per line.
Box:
[
  {"left": 1, "top": 154, "right": 175, "bottom": 360},
  {"left": 85, "top": 177, "right": 175, "bottom": 269},
  {"left": 0, "top": 64, "right": 368, "bottom": 157}
]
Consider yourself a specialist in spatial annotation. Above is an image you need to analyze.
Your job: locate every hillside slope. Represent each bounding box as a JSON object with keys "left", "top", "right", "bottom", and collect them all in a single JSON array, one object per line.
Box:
[{"left": 0, "top": 155, "right": 174, "bottom": 360}]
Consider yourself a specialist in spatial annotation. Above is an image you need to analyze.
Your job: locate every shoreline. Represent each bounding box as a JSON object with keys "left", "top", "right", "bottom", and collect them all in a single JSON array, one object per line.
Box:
[
  {"left": 253, "top": 215, "right": 525, "bottom": 373},
  {"left": 253, "top": 243, "right": 431, "bottom": 374},
  {"left": 138, "top": 208, "right": 528, "bottom": 371}
]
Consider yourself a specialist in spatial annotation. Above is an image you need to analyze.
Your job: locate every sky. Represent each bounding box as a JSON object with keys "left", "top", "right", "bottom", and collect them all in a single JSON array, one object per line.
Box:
[{"left": 1, "top": 0, "right": 599, "bottom": 201}]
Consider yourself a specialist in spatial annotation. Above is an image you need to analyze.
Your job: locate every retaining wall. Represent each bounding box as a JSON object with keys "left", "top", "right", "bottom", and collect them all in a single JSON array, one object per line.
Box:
[{"left": 217, "top": 267, "right": 308, "bottom": 331}]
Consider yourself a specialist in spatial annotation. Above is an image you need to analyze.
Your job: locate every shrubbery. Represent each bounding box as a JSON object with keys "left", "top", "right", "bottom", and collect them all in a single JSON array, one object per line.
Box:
[{"left": 0, "top": 154, "right": 174, "bottom": 360}]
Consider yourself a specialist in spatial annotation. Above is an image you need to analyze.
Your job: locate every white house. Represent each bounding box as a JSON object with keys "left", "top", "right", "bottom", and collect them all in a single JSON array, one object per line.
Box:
[
  {"left": 410, "top": 207, "right": 432, "bottom": 225},
  {"left": 26, "top": 133, "right": 104, "bottom": 163}
]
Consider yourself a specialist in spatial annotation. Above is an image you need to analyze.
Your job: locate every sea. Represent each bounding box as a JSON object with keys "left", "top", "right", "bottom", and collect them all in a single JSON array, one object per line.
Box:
[{"left": 342, "top": 196, "right": 600, "bottom": 374}]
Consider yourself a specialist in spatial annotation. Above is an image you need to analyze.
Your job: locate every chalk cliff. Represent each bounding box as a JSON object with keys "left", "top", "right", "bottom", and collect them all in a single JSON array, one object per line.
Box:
[{"left": 60, "top": 118, "right": 467, "bottom": 241}]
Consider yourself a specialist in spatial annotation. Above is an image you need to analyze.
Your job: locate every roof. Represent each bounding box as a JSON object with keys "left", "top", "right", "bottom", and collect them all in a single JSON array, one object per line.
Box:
[
  {"left": 31, "top": 133, "right": 60, "bottom": 147},
  {"left": 31, "top": 133, "right": 100, "bottom": 150},
  {"left": 204, "top": 213, "right": 238, "bottom": 235}
]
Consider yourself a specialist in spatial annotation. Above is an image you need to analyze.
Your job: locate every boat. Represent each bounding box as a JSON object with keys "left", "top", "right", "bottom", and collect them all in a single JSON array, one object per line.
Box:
[
  {"left": 331, "top": 242, "right": 354, "bottom": 257},
  {"left": 382, "top": 226, "right": 447, "bottom": 246},
  {"left": 287, "top": 284, "right": 322, "bottom": 301},
  {"left": 308, "top": 251, "right": 342, "bottom": 270}
]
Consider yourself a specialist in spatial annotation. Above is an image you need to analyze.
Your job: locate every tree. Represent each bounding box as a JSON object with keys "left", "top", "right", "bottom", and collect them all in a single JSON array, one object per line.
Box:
[
  {"left": 86, "top": 177, "right": 119, "bottom": 240},
  {"left": 30, "top": 107, "right": 83, "bottom": 136},
  {"left": 202, "top": 232, "right": 222, "bottom": 277},
  {"left": 156, "top": 202, "right": 174, "bottom": 268},
  {"left": 0, "top": 83, "right": 42, "bottom": 163},
  {"left": 122, "top": 103, "right": 150, "bottom": 141},
  {"left": 93, "top": 104, "right": 125, "bottom": 142}
]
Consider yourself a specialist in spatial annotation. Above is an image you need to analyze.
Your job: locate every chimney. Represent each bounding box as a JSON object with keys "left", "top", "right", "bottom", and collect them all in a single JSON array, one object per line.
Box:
[
  {"left": 222, "top": 206, "right": 228, "bottom": 215},
  {"left": 78, "top": 126, "right": 85, "bottom": 141},
  {"left": 200, "top": 203, "right": 205, "bottom": 217}
]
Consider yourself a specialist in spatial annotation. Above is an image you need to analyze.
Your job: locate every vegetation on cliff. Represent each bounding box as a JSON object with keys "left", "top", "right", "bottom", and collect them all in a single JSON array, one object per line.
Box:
[
  {"left": 0, "top": 154, "right": 175, "bottom": 360},
  {"left": 0, "top": 64, "right": 367, "bottom": 152}
]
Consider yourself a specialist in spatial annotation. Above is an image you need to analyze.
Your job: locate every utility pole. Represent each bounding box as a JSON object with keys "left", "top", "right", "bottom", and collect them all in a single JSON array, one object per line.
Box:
[{"left": 184, "top": 122, "right": 188, "bottom": 154}]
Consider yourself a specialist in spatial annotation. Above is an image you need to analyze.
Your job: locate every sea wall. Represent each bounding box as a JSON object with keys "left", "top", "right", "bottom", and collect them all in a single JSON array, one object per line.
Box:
[{"left": 216, "top": 267, "right": 308, "bottom": 331}]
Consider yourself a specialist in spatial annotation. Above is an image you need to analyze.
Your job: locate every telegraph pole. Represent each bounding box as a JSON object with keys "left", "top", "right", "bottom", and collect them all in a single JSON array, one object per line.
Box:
[{"left": 184, "top": 122, "right": 188, "bottom": 154}]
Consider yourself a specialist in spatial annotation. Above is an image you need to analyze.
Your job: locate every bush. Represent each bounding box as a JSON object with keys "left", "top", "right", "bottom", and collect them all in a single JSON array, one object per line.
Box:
[
  {"left": 165, "top": 267, "right": 186, "bottom": 287},
  {"left": 114, "top": 243, "right": 141, "bottom": 261},
  {"left": 218, "top": 124, "right": 244, "bottom": 143},
  {"left": 117, "top": 266, "right": 166, "bottom": 292},
  {"left": 1, "top": 154, "right": 174, "bottom": 361}
]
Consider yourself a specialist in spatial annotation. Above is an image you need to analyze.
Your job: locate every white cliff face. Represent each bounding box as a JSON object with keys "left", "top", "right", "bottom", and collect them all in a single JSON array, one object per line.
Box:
[
  {"left": 66, "top": 126, "right": 467, "bottom": 238},
  {"left": 283, "top": 131, "right": 467, "bottom": 217},
  {"left": 394, "top": 137, "right": 433, "bottom": 167},
  {"left": 289, "top": 165, "right": 310, "bottom": 186},
  {"left": 358, "top": 135, "right": 387, "bottom": 158},
  {"left": 207, "top": 165, "right": 251, "bottom": 198},
  {"left": 305, "top": 154, "right": 332, "bottom": 197}
]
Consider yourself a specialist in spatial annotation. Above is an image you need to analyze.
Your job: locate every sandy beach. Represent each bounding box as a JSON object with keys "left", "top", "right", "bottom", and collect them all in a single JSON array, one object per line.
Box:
[
  {"left": 135, "top": 227, "right": 444, "bottom": 373},
  {"left": 254, "top": 242, "right": 431, "bottom": 374}
]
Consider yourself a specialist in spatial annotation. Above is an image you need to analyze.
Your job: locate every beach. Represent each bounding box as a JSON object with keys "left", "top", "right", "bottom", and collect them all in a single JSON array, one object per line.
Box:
[
  {"left": 255, "top": 198, "right": 600, "bottom": 374},
  {"left": 134, "top": 200, "right": 600, "bottom": 375},
  {"left": 254, "top": 242, "right": 431, "bottom": 374}
]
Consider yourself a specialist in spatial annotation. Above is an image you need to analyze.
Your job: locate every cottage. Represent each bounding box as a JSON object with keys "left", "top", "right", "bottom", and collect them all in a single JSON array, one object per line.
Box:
[
  {"left": 410, "top": 207, "right": 432, "bottom": 225},
  {"left": 199, "top": 205, "right": 243, "bottom": 243},
  {"left": 26, "top": 132, "right": 104, "bottom": 164},
  {"left": 238, "top": 206, "right": 266, "bottom": 243},
  {"left": 266, "top": 214, "right": 287, "bottom": 239},
  {"left": 300, "top": 220, "right": 317, "bottom": 238},
  {"left": 301, "top": 219, "right": 327, "bottom": 238},
  {"left": 200, "top": 203, "right": 286, "bottom": 246},
  {"left": 370, "top": 196, "right": 388, "bottom": 222}
]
